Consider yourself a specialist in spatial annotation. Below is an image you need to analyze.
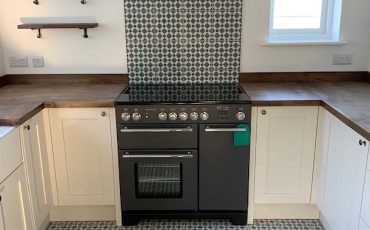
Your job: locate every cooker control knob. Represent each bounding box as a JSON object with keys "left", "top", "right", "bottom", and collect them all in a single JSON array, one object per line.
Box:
[
  {"left": 158, "top": 112, "right": 168, "bottom": 121},
  {"left": 190, "top": 112, "right": 199, "bottom": 121},
  {"left": 179, "top": 112, "right": 188, "bottom": 121},
  {"left": 132, "top": 113, "right": 142, "bottom": 121},
  {"left": 121, "top": 113, "right": 131, "bottom": 121},
  {"left": 236, "top": 112, "right": 246, "bottom": 121},
  {"left": 200, "top": 112, "right": 209, "bottom": 121},
  {"left": 169, "top": 112, "right": 177, "bottom": 121}
]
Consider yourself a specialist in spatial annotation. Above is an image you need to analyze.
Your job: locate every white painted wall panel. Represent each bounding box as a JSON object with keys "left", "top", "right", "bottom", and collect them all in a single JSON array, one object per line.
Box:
[{"left": 0, "top": 0, "right": 369, "bottom": 74}]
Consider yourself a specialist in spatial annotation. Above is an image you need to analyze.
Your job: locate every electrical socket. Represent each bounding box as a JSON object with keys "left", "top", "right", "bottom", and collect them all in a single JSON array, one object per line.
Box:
[
  {"left": 31, "top": 56, "right": 44, "bottom": 68},
  {"left": 333, "top": 54, "right": 353, "bottom": 65},
  {"left": 9, "top": 56, "right": 29, "bottom": 68}
]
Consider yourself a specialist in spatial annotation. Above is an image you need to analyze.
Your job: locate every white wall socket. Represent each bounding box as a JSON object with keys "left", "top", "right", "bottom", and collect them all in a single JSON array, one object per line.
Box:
[
  {"left": 31, "top": 56, "right": 44, "bottom": 68},
  {"left": 333, "top": 54, "right": 353, "bottom": 65},
  {"left": 9, "top": 56, "right": 29, "bottom": 68}
]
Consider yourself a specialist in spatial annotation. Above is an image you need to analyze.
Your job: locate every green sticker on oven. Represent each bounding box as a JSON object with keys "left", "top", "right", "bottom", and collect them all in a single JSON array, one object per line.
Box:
[{"left": 234, "top": 124, "right": 250, "bottom": 147}]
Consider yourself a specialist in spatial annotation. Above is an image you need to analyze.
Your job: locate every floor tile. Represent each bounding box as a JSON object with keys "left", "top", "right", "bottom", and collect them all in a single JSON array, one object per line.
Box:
[{"left": 47, "top": 219, "right": 325, "bottom": 230}]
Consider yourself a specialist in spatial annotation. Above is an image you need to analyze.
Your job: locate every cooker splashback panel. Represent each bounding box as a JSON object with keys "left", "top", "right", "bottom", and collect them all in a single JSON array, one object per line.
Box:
[{"left": 124, "top": 0, "right": 243, "bottom": 84}]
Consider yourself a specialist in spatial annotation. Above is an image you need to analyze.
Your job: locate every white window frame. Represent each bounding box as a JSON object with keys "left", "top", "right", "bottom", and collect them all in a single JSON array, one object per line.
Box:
[{"left": 268, "top": 0, "right": 342, "bottom": 43}]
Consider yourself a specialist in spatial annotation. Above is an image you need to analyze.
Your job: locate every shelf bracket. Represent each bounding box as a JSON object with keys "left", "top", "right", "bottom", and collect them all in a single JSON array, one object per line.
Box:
[
  {"left": 81, "top": 0, "right": 86, "bottom": 4},
  {"left": 31, "top": 29, "right": 42, "bottom": 38},
  {"left": 33, "top": 0, "right": 39, "bottom": 5},
  {"left": 81, "top": 28, "right": 88, "bottom": 38}
]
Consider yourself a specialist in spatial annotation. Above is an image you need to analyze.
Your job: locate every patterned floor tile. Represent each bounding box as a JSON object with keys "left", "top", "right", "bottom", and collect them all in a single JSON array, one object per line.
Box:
[{"left": 47, "top": 219, "right": 325, "bottom": 230}]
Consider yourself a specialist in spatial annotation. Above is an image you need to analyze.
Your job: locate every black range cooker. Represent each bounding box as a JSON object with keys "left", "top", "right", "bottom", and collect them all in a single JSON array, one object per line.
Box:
[{"left": 115, "top": 84, "right": 251, "bottom": 226}]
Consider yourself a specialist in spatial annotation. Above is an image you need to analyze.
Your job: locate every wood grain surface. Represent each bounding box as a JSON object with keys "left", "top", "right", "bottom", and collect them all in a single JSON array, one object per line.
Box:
[
  {"left": 0, "top": 74, "right": 369, "bottom": 140},
  {"left": 6, "top": 74, "right": 128, "bottom": 85},
  {"left": 0, "top": 84, "right": 126, "bottom": 125},
  {"left": 240, "top": 72, "right": 368, "bottom": 83},
  {"left": 242, "top": 82, "right": 370, "bottom": 140}
]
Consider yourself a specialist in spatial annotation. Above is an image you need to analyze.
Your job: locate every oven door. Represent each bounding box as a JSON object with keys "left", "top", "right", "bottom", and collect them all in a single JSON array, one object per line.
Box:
[{"left": 119, "top": 150, "right": 198, "bottom": 211}]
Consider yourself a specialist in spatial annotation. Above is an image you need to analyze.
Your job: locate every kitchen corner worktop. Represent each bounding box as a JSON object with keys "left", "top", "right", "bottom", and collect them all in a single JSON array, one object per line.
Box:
[
  {"left": 242, "top": 82, "right": 370, "bottom": 140},
  {"left": 0, "top": 83, "right": 126, "bottom": 126},
  {"left": 0, "top": 81, "right": 369, "bottom": 140}
]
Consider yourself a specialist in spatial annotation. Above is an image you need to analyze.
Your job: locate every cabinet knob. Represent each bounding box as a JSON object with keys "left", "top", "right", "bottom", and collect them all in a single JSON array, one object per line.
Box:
[
  {"left": 24, "top": 125, "right": 30, "bottom": 130},
  {"left": 359, "top": 140, "right": 367, "bottom": 146},
  {"left": 0, "top": 195, "right": 2, "bottom": 202},
  {"left": 101, "top": 111, "right": 107, "bottom": 117},
  {"left": 261, "top": 110, "right": 267, "bottom": 115}
]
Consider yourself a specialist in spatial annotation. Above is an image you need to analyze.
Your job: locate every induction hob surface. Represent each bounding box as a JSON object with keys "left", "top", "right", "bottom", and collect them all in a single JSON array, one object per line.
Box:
[{"left": 115, "top": 84, "right": 251, "bottom": 104}]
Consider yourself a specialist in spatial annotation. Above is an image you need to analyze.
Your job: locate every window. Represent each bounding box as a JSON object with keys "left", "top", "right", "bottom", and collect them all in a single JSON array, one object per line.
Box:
[{"left": 269, "top": 0, "right": 342, "bottom": 43}]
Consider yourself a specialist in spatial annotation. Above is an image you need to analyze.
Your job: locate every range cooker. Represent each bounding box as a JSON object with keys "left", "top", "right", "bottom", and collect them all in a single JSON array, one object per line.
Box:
[{"left": 115, "top": 84, "right": 251, "bottom": 226}]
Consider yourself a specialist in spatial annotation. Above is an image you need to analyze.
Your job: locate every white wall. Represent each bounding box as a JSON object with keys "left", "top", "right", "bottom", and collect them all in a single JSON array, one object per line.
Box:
[
  {"left": 0, "top": 33, "right": 4, "bottom": 77},
  {"left": 0, "top": 0, "right": 369, "bottom": 75},
  {"left": 0, "top": 0, "right": 127, "bottom": 74},
  {"left": 241, "top": 0, "right": 370, "bottom": 72}
]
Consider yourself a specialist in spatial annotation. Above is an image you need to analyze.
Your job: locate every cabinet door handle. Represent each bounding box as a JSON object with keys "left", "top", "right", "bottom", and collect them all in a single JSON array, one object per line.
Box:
[
  {"left": 359, "top": 140, "right": 367, "bottom": 146},
  {"left": 24, "top": 125, "right": 30, "bottom": 130},
  {"left": 101, "top": 111, "right": 107, "bottom": 117},
  {"left": 261, "top": 110, "right": 267, "bottom": 115}
]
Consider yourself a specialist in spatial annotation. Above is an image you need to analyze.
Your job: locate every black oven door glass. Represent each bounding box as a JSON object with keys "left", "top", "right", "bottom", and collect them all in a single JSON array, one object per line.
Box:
[{"left": 135, "top": 163, "right": 182, "bottom": 199}]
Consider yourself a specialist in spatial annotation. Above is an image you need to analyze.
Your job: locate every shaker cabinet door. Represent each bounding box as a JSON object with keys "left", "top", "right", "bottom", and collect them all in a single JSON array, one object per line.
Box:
[
  {"left": 361, "top": 169, "right": 370, "bottom": 227},
  {"left": 21, "top": 111, "right": 52, "bottom": 229},
  {"left": 317, "top": 109, "right": 368, "bottom": 230},
  {"left": 49, "top": 108, "right": 115, "bottom": 206},
  {"left": 254, "top": 106, "right": 318, "bottom": 204},
  {"left": 0, "top": 165, "right": 33, "bottom": 230}
]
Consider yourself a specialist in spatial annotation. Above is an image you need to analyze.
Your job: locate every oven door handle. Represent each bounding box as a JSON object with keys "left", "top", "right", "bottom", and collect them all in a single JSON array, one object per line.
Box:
[
  {"left": 205, "top": 127, "right": 247, "bottom": 132},
  {"left": 122, "top": 154, "right": 193, "bottom": 159},
  {"left": 120, "top": 127, "right": 193, "bottom": 133}
]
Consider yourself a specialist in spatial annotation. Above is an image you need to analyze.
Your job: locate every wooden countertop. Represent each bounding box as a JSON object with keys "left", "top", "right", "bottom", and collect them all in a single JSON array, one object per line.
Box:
[
  {"left": 0, "top": 81, "right": 369, "bottom": 140},
  {"left": 242, "top": 82, "right": 370, "bottom": 140},
  {"left": 0, "top": 84, "right": 126, "bottom": 126}
]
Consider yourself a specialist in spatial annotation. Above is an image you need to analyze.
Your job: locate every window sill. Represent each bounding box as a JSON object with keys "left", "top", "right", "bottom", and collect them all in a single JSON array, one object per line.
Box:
[{"left": 262, "top": 40, "right": 349, "bottom": 46}]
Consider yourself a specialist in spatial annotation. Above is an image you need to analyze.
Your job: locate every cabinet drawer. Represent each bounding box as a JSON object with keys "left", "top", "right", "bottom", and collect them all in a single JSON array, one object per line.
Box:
[{"left": 0, "top": 127, "right": 22, "bottom": 183}]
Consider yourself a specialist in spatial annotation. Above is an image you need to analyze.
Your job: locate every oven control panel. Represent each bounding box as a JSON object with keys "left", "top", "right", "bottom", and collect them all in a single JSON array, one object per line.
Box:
[{"left": 116, "top": 104, "right": 251, "bottom": 124}]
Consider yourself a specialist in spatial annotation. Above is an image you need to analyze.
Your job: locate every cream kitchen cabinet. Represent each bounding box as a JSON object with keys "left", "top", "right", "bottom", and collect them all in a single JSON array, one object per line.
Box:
[
  {"left": 49, "top": 108, "right": 115, "bottom": 206},
  {"left": 0, "top": 165, "right": 33, "bottom": 230},
  {"left": 21, "top": 110, "right": 52, "bottom": 230},
  {"left": 359, "top": 219, "right": 370, "bottom": 230},
  {"left": 317, "top": 108, "right": 368, "bottom": 230},
  {"left": 0, "top": 127, "right": 23, "bottom": 184},
  {"left": 254, "top": 106, "right": 318, "bottom": 204},
  {"left": 0, "top": 127, "right": 33, "bottom": 230},
  {"left": 360, "top": 165, "right": 370, "bottom": 227}
]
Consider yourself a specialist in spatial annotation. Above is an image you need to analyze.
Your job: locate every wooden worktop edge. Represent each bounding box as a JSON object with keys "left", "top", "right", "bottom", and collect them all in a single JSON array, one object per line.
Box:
[
  {"left": 4, "top": 74, "right": 129, "bottom": 85},
  {"left": 240, "top": 72, "right": 368, "bottom": 83},
  {"left": 1, "top": 72, "right": 368, "bottom": 86}
]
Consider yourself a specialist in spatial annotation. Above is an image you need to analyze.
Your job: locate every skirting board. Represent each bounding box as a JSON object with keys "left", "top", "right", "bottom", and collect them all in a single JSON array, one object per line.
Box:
[
  {"left": 50, "top": 206, "right": 115, "bottom": 221},
  {"left": 253, "top": 204, "right": 320, "bottom": 220},
  {"left": 319, "top": 213, "right": 334, "bottom": 230},
  {"left": 39, "top": 214, "right": 50, "bottom": 230}
]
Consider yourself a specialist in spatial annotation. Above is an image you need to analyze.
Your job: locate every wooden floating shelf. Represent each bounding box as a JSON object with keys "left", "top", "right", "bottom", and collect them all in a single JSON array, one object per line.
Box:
[
  {"left": 17, "top": 23, "right": 99, "bottom": 38},
  {"left": 33, "top": 0, "right": 87, "bottom": 5}
]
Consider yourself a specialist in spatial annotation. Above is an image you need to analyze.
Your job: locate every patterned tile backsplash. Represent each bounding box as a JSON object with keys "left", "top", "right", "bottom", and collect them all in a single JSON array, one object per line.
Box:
[{"left": 124, "top": 0, "right": 243, "bottom": 84}]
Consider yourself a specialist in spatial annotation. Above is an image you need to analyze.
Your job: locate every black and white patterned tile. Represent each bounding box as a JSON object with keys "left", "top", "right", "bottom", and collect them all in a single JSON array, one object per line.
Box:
[
  {"left": 47, "top": 219, "right": 325, "bottom": 229},
  {"left": 124, "top": 0, "right": 243, "bottom": 84}
]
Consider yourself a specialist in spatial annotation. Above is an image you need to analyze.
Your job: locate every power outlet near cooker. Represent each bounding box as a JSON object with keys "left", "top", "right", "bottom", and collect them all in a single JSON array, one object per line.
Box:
[{"left": 333, "top": 54, "right": 353, "bottom": 65}]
